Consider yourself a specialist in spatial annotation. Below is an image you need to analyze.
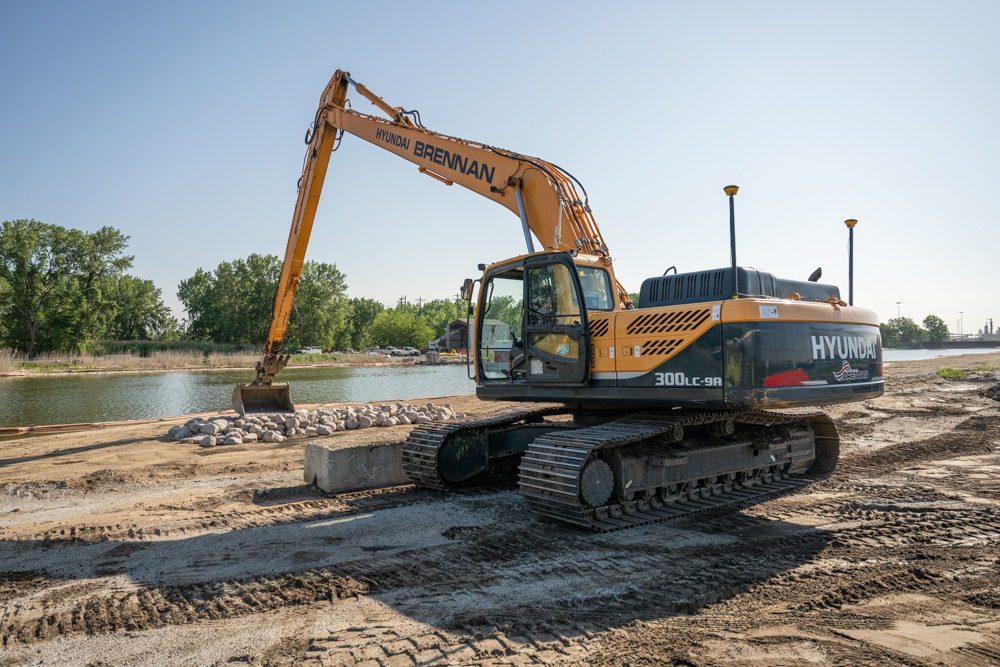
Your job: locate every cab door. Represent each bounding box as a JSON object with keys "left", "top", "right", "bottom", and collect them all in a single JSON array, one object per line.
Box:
[{"left": 523, "top": 253, "right": 590, "bottom": 386}]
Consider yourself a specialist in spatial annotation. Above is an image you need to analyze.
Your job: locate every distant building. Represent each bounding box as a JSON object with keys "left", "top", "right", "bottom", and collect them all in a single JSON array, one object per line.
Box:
[{"left": 446, "top": 318, "right": 511, "bottom": 351}]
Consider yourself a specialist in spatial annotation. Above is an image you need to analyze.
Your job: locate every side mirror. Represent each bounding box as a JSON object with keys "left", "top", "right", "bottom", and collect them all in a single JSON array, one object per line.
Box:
[{"left": 461, "top": 278, "right": 474, "bottom": 301}]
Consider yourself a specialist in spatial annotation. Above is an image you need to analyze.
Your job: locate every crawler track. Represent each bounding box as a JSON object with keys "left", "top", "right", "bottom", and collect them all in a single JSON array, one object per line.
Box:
[
  {"left": 518, "top": 409, "right": 835, "bottom": 530},
  {"left": 402, "top": 405, "right": 838, "bottom": 531},
  {"left": 400, "top": 404, "right": 564, "bottom": 490}
]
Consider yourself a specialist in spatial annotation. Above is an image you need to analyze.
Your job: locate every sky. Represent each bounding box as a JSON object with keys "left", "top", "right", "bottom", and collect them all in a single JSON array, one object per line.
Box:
[{"left": 2, "top": 1, "right": 998, "bottom": 336}]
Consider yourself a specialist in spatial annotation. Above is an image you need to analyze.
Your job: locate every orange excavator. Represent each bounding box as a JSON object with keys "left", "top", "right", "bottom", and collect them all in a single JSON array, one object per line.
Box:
[{"left": 235, "top": 70, "right": 883, "bottom": 530}]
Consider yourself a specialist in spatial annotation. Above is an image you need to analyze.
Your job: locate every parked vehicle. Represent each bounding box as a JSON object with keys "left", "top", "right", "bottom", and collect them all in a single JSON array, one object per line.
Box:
[{"left": 401, "top": 346, "right": 420, "bottom": 356}]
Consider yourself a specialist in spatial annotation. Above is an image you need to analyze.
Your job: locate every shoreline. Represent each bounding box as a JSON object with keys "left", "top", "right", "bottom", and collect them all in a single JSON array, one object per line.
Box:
[
  {"left": 4, "top": 351, "right": 997, "bottom": 437},
  {"left": 0, "top": 357, "right": 429, "bottom": 378}
]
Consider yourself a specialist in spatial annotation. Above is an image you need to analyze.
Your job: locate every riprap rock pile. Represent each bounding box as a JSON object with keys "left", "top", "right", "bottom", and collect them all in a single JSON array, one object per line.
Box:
[{"left": 168, "top": 402, "right": 464, "bottom": 447}]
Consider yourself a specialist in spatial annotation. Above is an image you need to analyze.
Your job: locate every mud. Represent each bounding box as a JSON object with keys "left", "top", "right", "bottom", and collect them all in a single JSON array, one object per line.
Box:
[{"left": 1, "top": 353, "right": 999, "bottom": 666}]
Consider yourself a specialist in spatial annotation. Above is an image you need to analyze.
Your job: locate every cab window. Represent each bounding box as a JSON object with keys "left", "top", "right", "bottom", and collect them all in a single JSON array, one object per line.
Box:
[
  {"left": 527, "top": 263, "right": 580, "bottom": 325},
  {"left": 578, "top": 267, "right": 613, "bottom": 311}
]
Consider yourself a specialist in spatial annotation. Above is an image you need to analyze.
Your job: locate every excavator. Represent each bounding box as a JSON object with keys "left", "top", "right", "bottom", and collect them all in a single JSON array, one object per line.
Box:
[{"left": 234, "top": 70, "right": 884, "bottom": 530}]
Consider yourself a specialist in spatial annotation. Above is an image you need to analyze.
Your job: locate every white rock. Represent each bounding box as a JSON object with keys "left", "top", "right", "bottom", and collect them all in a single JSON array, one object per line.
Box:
[
  {"left": 222, "top": 435, "right": 242, "bottom": 445},
  {"left": 344, "top": 417, "right": 359, "bottom": 429},
  {"left": 315, "top": 425, "right": 333, "bottom": 436},
  {"left": 358, "top": 416, "right": 372, "bottom": 429},
  {"left": 415, "top": 416, "right": 432, "bottom": 424},
  {"left": 242, "top": 432, "right": 258, "bottom": 442},
  {"left": 305, "top": 426, "right": 318, "bottom": 434},
  {"left": 199, "top": 435, "right": 216, "bottom": 448},
  {"left": 200, "top": 423, "right": 221, "bottom": 435}
]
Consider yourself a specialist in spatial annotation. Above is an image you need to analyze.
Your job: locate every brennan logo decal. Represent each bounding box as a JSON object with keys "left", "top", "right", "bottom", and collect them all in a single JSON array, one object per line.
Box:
[{"left": 833, "top": 362, "right": 869, "bottom": 382}]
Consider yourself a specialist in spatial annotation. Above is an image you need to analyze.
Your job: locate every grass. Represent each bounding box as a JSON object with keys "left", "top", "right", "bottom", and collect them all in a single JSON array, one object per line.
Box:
[
  {"left": 12, "top": 350, "right": 262, "bottom": 373},
  {"left": 0, "top": 349, "right": 406, "bottom": 373},
  {"left": 937, "top": 365, "right": 996, "bottom": 379}
]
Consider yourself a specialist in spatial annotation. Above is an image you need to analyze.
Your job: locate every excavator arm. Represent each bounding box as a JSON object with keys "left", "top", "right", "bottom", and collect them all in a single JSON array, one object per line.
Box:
[{"left": 233, "top": 70, "right": 626, "bottom": 413}]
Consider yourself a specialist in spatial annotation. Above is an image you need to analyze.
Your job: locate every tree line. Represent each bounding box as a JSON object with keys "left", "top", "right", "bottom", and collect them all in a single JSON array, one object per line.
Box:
[
  {"left": 9, "top": 219, "right": 950, "bottom": 355},
  {"left": 879, "top": 315, "right": 951, "bottom": 347},
  {"left": 0, "top": 219, "right": 465, "bottom": 356}
]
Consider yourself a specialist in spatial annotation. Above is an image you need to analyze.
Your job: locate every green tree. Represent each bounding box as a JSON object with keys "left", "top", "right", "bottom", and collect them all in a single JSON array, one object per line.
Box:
[
  {"left": 348, "top": 297, "right": 385, "bottom": 350},
  {"left": 284, "top": 261, "right": 352, "bottom": 351},
  {"left": 482, "top": 294, "right": 522, "bottom": 338},
  {"left": 0, "top": 219, "right": 73, "bottom": 356},
  {"left": 154, "top": 315, "right": 183, "bottom": 342},
  {"left": 178, "top": 254, "right": 351, "bottom": 349},
  {"left": 419, "top": 298, "right": 461, "bottom": 341},
  {"left": 880, "top": 317, "right": 926, "bottom": 348},
  {"left": 106, "top": 275, "right": 172, "bottom": 340},
  {"left": 368, "top": 309, "right": 434, "bottom": 348},
  {"left": 922, "top": 315, "right": 950, "bottom": 343},
  {"left": 0, "top": 220, "right": 135, "bottom": 355},
  {"left": 64, "top": 226, "right": 133, "bottom": 348},
  {"left": 178, "top": 254, "right": 281, "bottom": 344}
]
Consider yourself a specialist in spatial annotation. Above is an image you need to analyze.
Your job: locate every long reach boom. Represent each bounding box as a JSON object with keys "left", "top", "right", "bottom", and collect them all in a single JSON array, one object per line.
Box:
[{"left": 233, "top": 70, "right": 624, "bottom": 413}]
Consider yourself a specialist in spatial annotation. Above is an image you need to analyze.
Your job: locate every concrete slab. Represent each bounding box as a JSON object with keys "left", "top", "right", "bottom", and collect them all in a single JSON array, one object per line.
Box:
[{"left": 304, "top": 440, "right": 409, "bottom": 493}]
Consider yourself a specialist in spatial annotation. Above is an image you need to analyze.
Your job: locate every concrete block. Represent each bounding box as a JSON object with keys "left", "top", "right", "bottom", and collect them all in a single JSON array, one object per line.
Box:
[{"left": 304, "top": 440, "right": 409, "bottom": 493}]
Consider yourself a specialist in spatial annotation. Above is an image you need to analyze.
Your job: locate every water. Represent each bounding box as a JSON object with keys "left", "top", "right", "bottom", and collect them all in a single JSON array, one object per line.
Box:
[
  {"left": 0, "top": 364, "right": 474, "bottom": 428},
  {"left": 883, "top": 347, "right": 1000, "bottom": 362},
  {"left": 4, "top": 348, "right": 998, "bottom": 428}
]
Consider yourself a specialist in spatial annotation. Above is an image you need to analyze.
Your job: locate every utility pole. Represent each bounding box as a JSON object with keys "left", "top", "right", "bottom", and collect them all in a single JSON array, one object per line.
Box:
[{"left": 896, "top": 302, "right": 901, "bottom": 318}]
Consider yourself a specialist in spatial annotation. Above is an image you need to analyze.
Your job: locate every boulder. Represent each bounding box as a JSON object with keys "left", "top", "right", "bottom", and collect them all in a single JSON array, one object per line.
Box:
[{"left": 199, "top": 435, "right": 216, "bottom": 448}]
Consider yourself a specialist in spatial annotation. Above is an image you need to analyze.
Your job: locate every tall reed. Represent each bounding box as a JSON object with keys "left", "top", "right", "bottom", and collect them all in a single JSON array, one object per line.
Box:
[{"left": 0, "top": 348, "right": 21, "bottom": 373}]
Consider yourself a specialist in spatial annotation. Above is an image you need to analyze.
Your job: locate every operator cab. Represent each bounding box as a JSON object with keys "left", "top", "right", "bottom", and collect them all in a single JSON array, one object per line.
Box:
[{"left": 475, "top": 252, "right": 610, "bottom": 387}]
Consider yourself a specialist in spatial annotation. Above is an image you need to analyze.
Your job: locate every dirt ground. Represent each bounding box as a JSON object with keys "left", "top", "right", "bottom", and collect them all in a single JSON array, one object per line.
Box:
[{"left": 2, "top": 353, "right": 1000, "bottom": 666}]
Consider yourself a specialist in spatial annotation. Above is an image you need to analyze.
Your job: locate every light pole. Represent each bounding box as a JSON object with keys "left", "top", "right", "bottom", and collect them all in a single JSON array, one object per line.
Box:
[
  {"left": 844, "top": 219, "right": 857, "bottom": 306},
  {"left": 896, "top": 302, "right": 901, "bottom": 318},
  {"left": 960, "top": 312, "right": 963, "bottom": 337},
  {"left": 724, "top": 185, "right": 739, "bottom": 298}
]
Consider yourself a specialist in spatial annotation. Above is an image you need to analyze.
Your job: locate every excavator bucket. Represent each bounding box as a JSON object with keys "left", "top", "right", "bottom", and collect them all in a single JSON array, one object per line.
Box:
[{"left": 232, "top": 382, "right": 295, "bottom": 415}]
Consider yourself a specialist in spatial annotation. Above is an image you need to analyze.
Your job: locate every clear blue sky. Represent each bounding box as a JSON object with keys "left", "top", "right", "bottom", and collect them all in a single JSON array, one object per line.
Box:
[{"left": 2, "top": 1, "right": 998, "bottom": 336}]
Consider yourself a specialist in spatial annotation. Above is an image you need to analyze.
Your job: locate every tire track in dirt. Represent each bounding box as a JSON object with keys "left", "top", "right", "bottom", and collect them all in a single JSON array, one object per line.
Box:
[
  {"left": 2, "top": 485, "right": 424, "bottom": 545},
  {"left": 838, "top": 413, "right": 999, "bottom": 476},
  {"left": 1, "top": 568, "right": 371, "bottom": 647}
]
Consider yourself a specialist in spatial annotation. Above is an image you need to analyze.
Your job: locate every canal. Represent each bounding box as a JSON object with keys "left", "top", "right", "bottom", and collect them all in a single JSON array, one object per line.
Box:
[
  {"left": 0, "top": 364, "right": 475, "bottom": 428},
  {"left": 2, "top": 348, "right": 996, "bottom": 428}
]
